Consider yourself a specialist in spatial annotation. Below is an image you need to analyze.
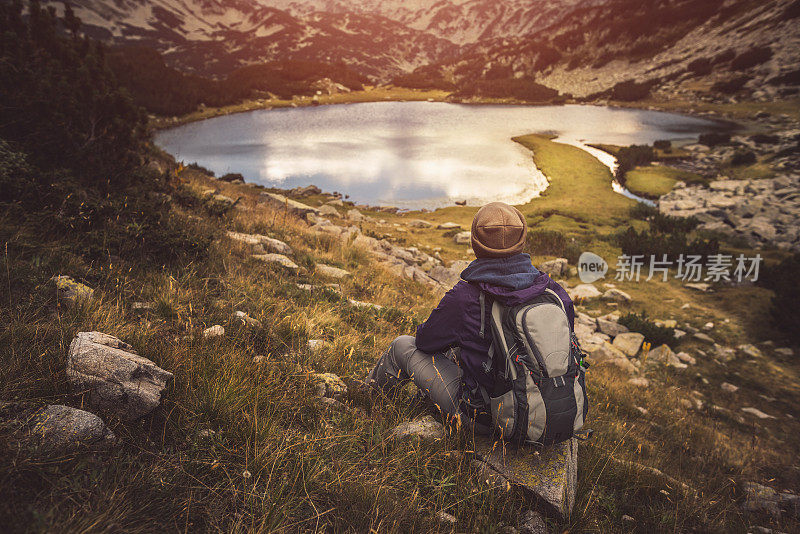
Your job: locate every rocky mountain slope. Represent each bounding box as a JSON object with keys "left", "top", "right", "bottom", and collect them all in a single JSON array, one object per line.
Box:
[
  {"left": 52, "top": 0, "right": 800, "bottom": 101},
  {"left": 53, "top": 0, "right": 457, "bottom": 78}
]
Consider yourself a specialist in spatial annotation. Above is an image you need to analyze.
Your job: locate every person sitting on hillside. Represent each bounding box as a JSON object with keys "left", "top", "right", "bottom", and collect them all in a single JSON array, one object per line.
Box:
[{"left": 365, "top": 202, "right": 576, "bottom": 431}]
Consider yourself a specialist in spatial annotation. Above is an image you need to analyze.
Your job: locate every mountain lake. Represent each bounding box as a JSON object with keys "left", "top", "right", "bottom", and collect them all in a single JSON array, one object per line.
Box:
[{"left": 155, "top": 102, "right": 733, "bottom": 210}]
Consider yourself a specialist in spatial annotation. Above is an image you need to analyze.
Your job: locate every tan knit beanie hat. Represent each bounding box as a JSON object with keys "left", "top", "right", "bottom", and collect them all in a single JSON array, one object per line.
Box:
[{"left": 471, "top": 202, "right": 527, "bottom": 258}]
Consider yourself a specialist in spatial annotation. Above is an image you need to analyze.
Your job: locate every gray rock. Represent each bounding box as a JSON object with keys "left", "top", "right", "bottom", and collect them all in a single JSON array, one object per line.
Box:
[
  {"left": 260, "top": 192, "right": 319, "bottom": 218},
  {"left": 226, "top": 231, "right": 294, "bottom": 255},
  {"left": 720, "top": 382, "right": 739, "bottom": 393},
  {"left": 253, "top": 253, "right": 299, "bottom": 271},
  {"left": 693, "top": 332, "right": 715, "bottom": 344},
  {"left": 676, "top": 352, "right": 696, "bottom": 365},
  {"left": 346, "top": 208, "right": 364, "bottom": 222},
  {"left": 315, "top": 263, "right": 351, "bottom": 279},
  {"left": 318, "top": 204, "right": 340, "bottom": 217},
  {"left": 203, "top": 325, "right": 224, "bottom": 338},
  {"left": 428, "top": 265, "right": 461, "bottom": 287},
  {"left": 24, "top": 405, "right": 116, "bottom": 453},
  {"left": 51, "top": 275, "right": 94, "bottom": 306},
  {"left": 67, "top": 332, "right": 173, "bottom": 421},
  {"left": 473, "top": 436, "right": 578, "bottom": 519},
  {"left": 518, "top": 510, "right": 548, "bottom": 534},
  {"left": 437, "top": 222, "right": 461, "bottom": 229},
  {"left": 611, "top": 332, "right": 643, "bottom": 357},
  {"left": 453, "top": 231, "right": 471, "bottom": 245},
  {"left": 436, "top": 510, "right": 457, "bottom": 525},
  {"left": 628, "top": 377, "right": 649, "bottom": 388},
  {"left": 568, "top": 284, "right": 602, "bottom": 300},
  {"left": 743, "top": 482, "right": 781, "bottom": 518},
  {"left": 407, "top": 219, "right": 432, "bottom": 228},
  {"left": 602, "top": 288, "right": 632, "bottom": 303},
  {"left": 391, "top": 415, "right": 444, "bottom": 441},
  {"left": 775, "top": 347, "right": 794, "bottom": 357},
  {"left": 742, "top": 407, "right": 775, "bottom": 419},
  {"left": 348, "top": 299, "right": 383, "bottom": 311},
  {"left": 596, "top": 318, "right": 629, "bottom": 337},
  {"left": 586, "top": 343, "right": 637, "bottom": 374},
  {"left": 738, "top": 344, "right": 763, "bottom": 358},
  {"left": 646, "top": 344, "right": 685, "bottom": 368},
  {"left": 539, "top": 258, "right": 568, "bottom": 277}
]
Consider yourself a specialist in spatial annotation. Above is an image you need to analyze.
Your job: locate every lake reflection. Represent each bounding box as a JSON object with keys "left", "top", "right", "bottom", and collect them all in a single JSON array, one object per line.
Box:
[{"left": 155, "top": 102, "right": 729, "bottom": 210}]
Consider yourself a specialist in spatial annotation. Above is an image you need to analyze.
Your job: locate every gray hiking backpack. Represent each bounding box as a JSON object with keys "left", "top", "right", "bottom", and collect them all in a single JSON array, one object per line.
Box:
[{"left": 478, "top": 288, "right": 588, "bottom": 446}]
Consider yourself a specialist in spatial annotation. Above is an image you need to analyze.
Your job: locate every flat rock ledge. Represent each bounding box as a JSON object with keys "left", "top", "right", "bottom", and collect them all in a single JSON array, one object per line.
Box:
[
  {"left": 67, "top": 332, "right": 173, "bottom": 421},
  {"left": 472, "top": 436, "right": 578, "bottom": 520}
]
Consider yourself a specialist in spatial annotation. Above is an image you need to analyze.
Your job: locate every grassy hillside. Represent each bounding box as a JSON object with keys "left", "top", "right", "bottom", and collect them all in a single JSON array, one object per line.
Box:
[{"left": 3, "top": 139, "right": 799, "bottom": 531}]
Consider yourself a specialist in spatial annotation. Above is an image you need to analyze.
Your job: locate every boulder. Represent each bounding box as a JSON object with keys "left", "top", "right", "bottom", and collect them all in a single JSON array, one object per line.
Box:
[
  {"left": 612, "top": 332, "right": 644, "bottom": 357},
  {"left": 51, "top": 275, "right": 94, "bottom": 306},
  {"left": 453, "top": 231, "right": 471, "bottom": 245},
  {"left": 645, "top": 344, "right": 685, "bottom": 368},
  {"left": 720, "top": 382, "right": 739, "bottom": 393},
  {"left": 775, "top": 347, "right": 794, "bottom": 357},
  {"left": 602, "top": 288, "right": 632, "bottom": 303},
  {"left": 315, "top": 263, "right": 351, "bottom": 279},
  {"left": 253, "top": 253, "right": 299, "bottom": 271},
  {"left": 676, "top": 352, "right": 696, "bottom": 365},
  {"left": 24, "top": 405, "right": 116, "bottom": 454},
  {"left": 540, "top": 258, "right": 568, "bottom": 277},
  {"left": 473, "top": 436, "right": 578, "bottom": 520},
  {"left": 391, "top": 415, "right": 444, "bottom": 441},
  {"left": 203, "top": 325, "right": 224, "bottom": 338},
  {"left": 743, "top": 482, "right": 781, "bottom": 517},
  {"left": 693, "top": 332, "right": 715, "bottom": 344},
  {"left": 587, "top": 343, "right": 637, "bottom": 374},
  {"left": 428, "top": 265, "right": 461, "bottom": 287},
  {"left": 289, "top": 184, "right": 321, "bottom": 197},
  {"left": 628, "top": 377, "right": 649, "bottom": 388},
  {"left": 738, "top": 344, "right": 763, "bottom": 358},
  {"left": 260, "top": 192, "right": 319, "bottom": 218},
  {"left": 346, "top": 209, "right": 364, "bottom": 222},
  {"left": 437, "top": 222, "right": 461, "bottom": 229},
  {"left": 227, "top": 232, "right": 294, "bottom": 255},
  {"left": 67, "top": 332, "right": 173, "bottom": 421},
  {"left": 407, "top": 219, "right": 432, "bottom": 228},
  {"left": 568, "top": 284, "right": 601, "bottom": 301},
  {"left": 318, "top": 204, "right": 340, "bottom": 217},
  {"left": 596, "top": 318, "right": 629, "bottom": 337}
]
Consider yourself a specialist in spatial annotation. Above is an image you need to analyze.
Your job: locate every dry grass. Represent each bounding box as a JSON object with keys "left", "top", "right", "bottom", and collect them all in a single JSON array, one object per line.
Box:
[{"left": 1, "top": 163, "right": 799, "bottom": 533}]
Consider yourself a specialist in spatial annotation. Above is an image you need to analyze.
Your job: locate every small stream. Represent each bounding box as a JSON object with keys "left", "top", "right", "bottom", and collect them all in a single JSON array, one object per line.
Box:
[{"left": 553, "top": 137, "right": 657, "bottom": 207}]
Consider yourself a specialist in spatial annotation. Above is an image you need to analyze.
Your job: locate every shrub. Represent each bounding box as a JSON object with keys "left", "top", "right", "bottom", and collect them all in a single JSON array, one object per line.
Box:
[
  {"left": 711, "top": 76, "right": 749, "bottom": 94},
  {"left": 618, "top": 312, "right": 677, "bottom": 348},
  {"left": 687, "top": 58, "right": 712, "bottom": 76},
  {"left": 698, "top": 132, "right": 731, "bottom": 147},
  {"left": 616, "top": 226, "right": 719, "bottom": 260},
  {"left": 610, "top": 80, "right": 653, "bottom": 102},
  {"left": 730, "top": 150, "right": 756, "bottom": 166},
  {"left": 615, "top": 145, "right": 655, "bottom": 183},
  {"left": 759, "top": 253, "right": 800, "bottom": 345},
  {"left": 731, "top": 46, "right": 773, "bottom": 71},
  {"left": 527, "top": 229, "right": 582, "bottom": 264},
  {"left": 653, "top": 140, "right": 672, "bottom": 152}
]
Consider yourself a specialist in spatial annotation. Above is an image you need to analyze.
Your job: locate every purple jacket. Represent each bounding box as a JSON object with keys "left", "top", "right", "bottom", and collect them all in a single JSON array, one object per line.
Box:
[{"left": 415, "top": 253, "right": 575, "bottom": 390}]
